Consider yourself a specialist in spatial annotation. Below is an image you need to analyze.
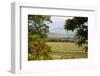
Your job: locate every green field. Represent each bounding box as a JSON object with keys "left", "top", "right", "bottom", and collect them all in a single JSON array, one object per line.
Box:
[{"left": 46, "top": 42, "right": 88, "bottom": 59}]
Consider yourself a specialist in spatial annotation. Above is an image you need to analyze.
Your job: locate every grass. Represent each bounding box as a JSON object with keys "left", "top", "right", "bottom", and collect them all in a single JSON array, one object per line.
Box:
[{"left": 46, "top": 42, "right": 88, "bottom": 59}]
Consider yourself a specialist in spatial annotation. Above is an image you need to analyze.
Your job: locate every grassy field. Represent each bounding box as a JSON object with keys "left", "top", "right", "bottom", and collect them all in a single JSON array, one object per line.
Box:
[{"left": 46, "top": 42, "right": 88, "bottom": 59}]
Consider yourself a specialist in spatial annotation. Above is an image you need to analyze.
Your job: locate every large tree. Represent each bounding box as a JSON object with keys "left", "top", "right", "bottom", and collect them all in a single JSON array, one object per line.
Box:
[
  {"left": 28, "top": 15, "right": 52, "bottom": 60},
  {"left": 64, "top": 17, "right": 88, "bottom": 52}
]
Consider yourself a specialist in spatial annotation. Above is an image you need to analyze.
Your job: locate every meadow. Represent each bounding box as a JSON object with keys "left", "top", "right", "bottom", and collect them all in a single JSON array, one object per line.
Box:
[{"left": 46, "top": 42, "right": 88, "bottom": 59}]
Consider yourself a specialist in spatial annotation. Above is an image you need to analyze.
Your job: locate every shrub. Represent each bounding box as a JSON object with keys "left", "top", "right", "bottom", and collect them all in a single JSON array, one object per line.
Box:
[{"left": 28, "top": 35, "right": 52, "bottom": 60}]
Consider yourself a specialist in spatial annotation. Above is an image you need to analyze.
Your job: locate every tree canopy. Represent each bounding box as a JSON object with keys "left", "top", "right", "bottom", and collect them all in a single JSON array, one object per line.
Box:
[
  {"left": 64, "top": 17, "right": 88, "bottom": 51},
  {"left": 28, "top": 15, "right": 52, "bottom": 39},
  {"left": 28, "top": 15, "right": 52, "bottom": 60}
]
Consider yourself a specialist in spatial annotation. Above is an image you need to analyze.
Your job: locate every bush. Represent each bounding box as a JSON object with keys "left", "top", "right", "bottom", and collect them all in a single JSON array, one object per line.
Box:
[{"left": 28, "top": 35, "right": 52, "bottom": 60}]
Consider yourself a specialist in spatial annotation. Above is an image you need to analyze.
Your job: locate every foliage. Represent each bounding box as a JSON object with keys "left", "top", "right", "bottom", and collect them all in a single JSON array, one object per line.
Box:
[
  {"left": 28, "top": 15, "right": 52, "bottom": 60},
  {"left": 28, "top": 35, "right": 52, "bottom": 60},
  {"left": 64, "top": 17, "right": 88, "bottom": 51},
  {"left": 28, "top": 15, "right": 52, "bottom": 38}
]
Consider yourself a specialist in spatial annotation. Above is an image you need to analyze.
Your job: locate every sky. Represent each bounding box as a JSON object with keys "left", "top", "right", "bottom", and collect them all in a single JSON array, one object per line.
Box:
[{"left": 48, "top": 16, "right": 75, "bottom": 36}]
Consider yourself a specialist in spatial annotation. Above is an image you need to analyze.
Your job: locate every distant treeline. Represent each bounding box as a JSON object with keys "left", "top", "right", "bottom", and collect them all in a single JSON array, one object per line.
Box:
[{"left": 47, "top": 38, "right": 75, "bottom": 42}]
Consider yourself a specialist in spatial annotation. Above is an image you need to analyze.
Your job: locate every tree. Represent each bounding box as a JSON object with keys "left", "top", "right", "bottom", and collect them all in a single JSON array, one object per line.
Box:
[
  {"left": 64, "top": 17, "right": 88, "bottom": 52},
  {"left": 28, "top": 15, "right": 52, "bottom": 60},
  {"left": 28, "top": 15, "right": 52, "bottom": 39}
]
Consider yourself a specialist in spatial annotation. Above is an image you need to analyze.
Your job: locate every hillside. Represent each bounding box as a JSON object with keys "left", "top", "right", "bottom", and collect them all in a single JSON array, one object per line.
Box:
[{"left": 48, "top": 32, "right": 75, "bottom": 40}]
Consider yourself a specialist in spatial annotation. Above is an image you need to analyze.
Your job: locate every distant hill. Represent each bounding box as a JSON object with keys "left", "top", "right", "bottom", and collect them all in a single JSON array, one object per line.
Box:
[{"left": 48, "top": 32, "right": 75, "bottom": 40}]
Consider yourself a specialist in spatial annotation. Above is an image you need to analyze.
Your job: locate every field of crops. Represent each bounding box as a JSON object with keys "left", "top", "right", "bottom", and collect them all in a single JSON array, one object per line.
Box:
[{"left": 46, "top": 42, "right": 88, "bottom": 59}]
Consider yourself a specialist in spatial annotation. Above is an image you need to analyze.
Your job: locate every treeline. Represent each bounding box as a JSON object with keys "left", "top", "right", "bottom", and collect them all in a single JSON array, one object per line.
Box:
[{"left": 47, "top": 38, "right": 75, "bottom": 42}]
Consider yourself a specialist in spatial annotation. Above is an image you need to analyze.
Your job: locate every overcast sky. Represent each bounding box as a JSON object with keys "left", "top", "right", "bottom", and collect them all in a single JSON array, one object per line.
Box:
[{"left": 48, "top": 16, "right": 74, "bottom": 35}]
